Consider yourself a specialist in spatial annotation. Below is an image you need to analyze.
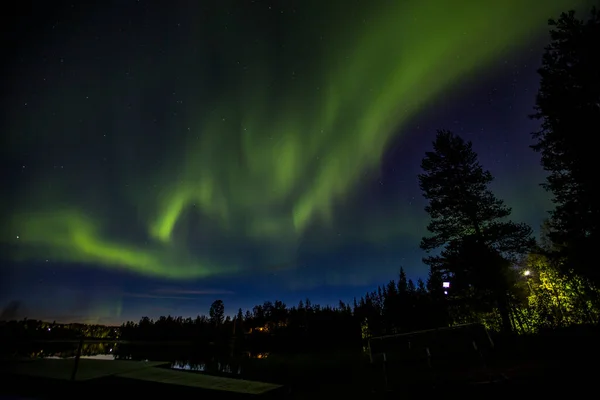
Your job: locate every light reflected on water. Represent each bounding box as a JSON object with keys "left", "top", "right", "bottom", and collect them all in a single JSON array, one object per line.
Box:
[
  {"left": 171, "top": 361, "right": 242, "bottom": 375},
  {"left": 46, "top": 354, "right": 116, "bottom": 360},
  {"left": 172, "top": 361, "right": 207, "bottom": 371}
]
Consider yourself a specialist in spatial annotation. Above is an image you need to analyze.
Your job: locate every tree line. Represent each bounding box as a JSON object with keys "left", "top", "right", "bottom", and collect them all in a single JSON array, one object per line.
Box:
[{"left": 119, "top": 267, "right": 451, "bottom": 353}]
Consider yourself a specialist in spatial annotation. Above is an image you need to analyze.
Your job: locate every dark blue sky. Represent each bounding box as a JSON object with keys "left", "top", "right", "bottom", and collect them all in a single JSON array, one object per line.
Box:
[{"left": 1, "top": 0, "right": 586, "bottom": 325}]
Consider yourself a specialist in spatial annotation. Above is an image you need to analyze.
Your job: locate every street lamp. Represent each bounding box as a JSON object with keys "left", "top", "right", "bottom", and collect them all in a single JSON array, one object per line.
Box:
[{"left": 523, "top": 270, "right": 533, "bottom": 293}]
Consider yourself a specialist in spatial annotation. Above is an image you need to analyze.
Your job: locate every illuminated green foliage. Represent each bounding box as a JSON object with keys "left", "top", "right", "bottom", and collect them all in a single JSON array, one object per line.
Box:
[
  {"left": 518, "top": 253, "right": 599, "bottom": 332},
  {"left": 361, "top": 318, "right": 371, "bottom": 341}
]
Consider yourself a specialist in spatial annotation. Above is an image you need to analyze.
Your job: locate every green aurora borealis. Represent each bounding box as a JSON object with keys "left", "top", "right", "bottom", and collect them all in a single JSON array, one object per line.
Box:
[{"left": 4, "top": 0, "right": 586, "bottom": 284}]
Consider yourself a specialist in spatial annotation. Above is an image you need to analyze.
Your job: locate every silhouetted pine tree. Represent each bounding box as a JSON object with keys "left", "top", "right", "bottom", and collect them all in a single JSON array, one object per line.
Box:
[
  {"left": 418, "top": 130, "right": 535, "bottom": 332},
  {"left": 209, "top": 300, "right": 225, "bottom": 327},
  {"left": 531, "top": 7, "right": 600, "bottom": 288},
  {"left": 416, "top": 278, "right": 426, "bottom": 294}
]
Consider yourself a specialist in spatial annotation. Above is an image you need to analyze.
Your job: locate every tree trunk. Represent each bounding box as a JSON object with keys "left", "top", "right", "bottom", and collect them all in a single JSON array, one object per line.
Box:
[
  {"left": 497, "top": 294, "right": 513, "bottom": 334},
  {"left": 510, "top": 305, "right": 527, "bottom": 334},
  {"left": 516, "top": 306, "right": 532, "bottom": 333}
]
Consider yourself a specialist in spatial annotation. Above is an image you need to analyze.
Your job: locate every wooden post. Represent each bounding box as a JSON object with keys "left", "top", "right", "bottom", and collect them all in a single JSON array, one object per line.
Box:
[
  {"left": 230, "top": 317, "right": 236, "bottom": 357},
  {"left": 70, "top": 337, "right": 84, "bottom": 381},
  {"left": 473, "top": 340, "right": 492, "bottom": 382},
  {"left": 382, "top": 352, "right": 388, "bottom": 391},
  {"left": 425, "top": 346, "right": 435, "bottom": 384}
]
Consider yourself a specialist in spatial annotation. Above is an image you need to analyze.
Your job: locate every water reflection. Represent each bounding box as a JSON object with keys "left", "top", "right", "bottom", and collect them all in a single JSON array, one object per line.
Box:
[
  {"left": 171, "top": 360, "right": 243, "bottom": 375},
  {"left": 47, "top": 354, "right": 116, "bottom": 360},
  {"left": 6, "top": 342, "right": 118, "bottom": 359}
]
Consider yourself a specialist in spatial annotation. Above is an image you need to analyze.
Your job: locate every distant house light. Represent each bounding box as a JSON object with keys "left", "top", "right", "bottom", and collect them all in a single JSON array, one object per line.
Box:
[{"left": 442, "top": 282, "right": 450, "bottom": 288}]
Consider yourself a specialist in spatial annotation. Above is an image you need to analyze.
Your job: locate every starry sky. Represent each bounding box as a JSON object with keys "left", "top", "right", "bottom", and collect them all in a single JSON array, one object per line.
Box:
[{"left": 1, "top": 0, "right": 590, "bottom": 325}]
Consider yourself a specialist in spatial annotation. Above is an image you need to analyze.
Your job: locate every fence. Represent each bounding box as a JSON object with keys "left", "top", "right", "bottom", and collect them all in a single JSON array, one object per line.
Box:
[{"left": 368, "top": 323, "right": 496, "bottom": 390}]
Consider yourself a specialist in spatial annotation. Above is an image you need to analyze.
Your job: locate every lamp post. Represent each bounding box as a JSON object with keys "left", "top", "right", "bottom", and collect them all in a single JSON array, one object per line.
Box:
[{"left": 523, "top": 270, "right": 533, "bottom": 293}]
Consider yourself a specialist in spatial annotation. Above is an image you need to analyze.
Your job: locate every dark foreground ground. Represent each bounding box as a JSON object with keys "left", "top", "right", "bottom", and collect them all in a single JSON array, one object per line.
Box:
[
  {"left": 0, "top": 374, "right": 287, "bottom": 400},
  {"left": 2, "top": 327, "right": 599, "bottom": 399},
  {"left": 0, "top": 356, "right": 596, "bottom": 400},
  {"left": 0, "top": 368, "right": 596, "bottom": 400},
  {"left": 0, "top": 358, "right": 285, "bottom": 400}
]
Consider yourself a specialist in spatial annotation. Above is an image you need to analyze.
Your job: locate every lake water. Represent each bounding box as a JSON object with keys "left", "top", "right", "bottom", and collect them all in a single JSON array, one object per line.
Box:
[{"left": 6, "top": 341, "right": 270, "bottom": 379}]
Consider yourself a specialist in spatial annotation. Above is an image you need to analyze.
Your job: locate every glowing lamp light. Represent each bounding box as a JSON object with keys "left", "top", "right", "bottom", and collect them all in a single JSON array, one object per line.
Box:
[
  {"left": 523, "top": 270, "right": 531, "bottom": 276},
  {"left": 444, "top": 290, "right": 448, "bottom": 295},
  {"left": 442, "top": 282, "right": 450, "bottom": 288}
]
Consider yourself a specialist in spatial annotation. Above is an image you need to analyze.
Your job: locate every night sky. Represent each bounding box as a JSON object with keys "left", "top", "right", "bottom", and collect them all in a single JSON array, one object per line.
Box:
[{"left": 2, "top": 0, "right": 590, "bottom": 325}]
